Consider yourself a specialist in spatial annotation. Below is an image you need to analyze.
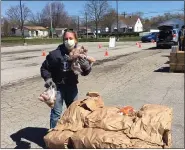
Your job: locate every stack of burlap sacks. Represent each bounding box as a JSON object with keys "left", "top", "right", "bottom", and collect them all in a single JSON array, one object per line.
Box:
[{"left": 44, "top": 92, "right": 173, "bottom": 149}]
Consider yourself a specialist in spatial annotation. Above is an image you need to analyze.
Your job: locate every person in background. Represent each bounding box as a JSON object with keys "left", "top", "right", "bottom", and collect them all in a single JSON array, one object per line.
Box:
[
  {"left": 40, "top": 29, "right": 92, "bottom": 129},
  {"left": 181, "top": 26, "right": 185, "bottom": 51},
  {"left": 178, "top": 25, "right": 185, "bottom": 51}
]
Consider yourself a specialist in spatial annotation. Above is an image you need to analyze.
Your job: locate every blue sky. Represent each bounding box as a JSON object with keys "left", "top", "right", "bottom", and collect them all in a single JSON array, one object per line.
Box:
[{"left": 1, "top": 1, "right": 184, "bottom": 19}]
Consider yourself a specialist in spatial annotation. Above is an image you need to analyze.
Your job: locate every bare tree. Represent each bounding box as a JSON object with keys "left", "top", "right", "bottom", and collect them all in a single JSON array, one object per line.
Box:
[
  {"left": 100, "top": 8, "right": 117, "bottom": 32},
  {"left": 1, "top": 17, "right": 11, "bottom": 36},
  {"left": 29, "top": 12, "right": 43, "bottom": 26},
  {"left": 68, "top": 16, "right": 78, "bottom": 30},
  {"left": 84, "top": 0, "right": 109, "bottom": 39},
  {"left": 6, "top": 3, "right": 31, "bottom": 28},
  {"left": 149, "top": 12, "right": 184, "bottom": 28},
  {"left": 40, "top": 1, "right": 69, "bottom": 28}
]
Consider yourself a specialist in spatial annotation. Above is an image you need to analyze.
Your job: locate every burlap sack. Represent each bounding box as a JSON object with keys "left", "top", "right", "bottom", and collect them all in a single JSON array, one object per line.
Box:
[
  {"left": 70, "top": 128, "right": 131, "bottom": 148},
  {"left": 126, "top": 104, "right": 173, "bottom": 147},
  {"left": 54, "top": 92, "right": 104, "bottom": 132},
  {"left": 44, "top": 130, "right": 74, "bottom": 148},
  {"left": 85, "top": 106, "right": 134, "bottom": 131}
]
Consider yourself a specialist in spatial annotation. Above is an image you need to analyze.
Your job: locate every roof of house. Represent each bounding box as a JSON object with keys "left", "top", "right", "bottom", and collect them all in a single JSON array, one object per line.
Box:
[
  {"left": 55, "top": 28, "right": 67, "bottom": 30},
  {"left": 24, "top": 26, "right": 47, "bottom": 30},
  {"left": 111, "top": 16, "right": 142, "bottom": 28},
  {"left": 79, "top": 27, "right": 91, "bottom": 30},
  {"left": 111, "top": 20, "right": 127, "bottom": 28},
  {"left": 120, "top": 17, "right": 141, "bottom": 27}
]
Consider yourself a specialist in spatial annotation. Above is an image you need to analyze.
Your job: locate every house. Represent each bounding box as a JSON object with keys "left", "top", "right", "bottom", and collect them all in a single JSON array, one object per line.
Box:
[
  {"left": 79, "top": 27, "right": 92, "bottom": 33},
  {"left": 111, "top": 17, "right": 143, "bottom": 33},
  {"left": 111, "top": 20, "right": 127, "bottom": 32},
  {"left": 92, "top": 27, "right": 102, "bottom": 34},
  {"left": 12, "top": 26, "right": 49, "bottom": 37},
  {"left": 158, "top": 18, "right": 184, "bottom": 30},
  {"left": 134, "top": 18, "right": 143, "bottom": 32},
  {"left": 54, "top": 28, "right": 67, "bottom": 37},
  {"left": 122, "top": 17, "right": 143, "bottom": 32}
]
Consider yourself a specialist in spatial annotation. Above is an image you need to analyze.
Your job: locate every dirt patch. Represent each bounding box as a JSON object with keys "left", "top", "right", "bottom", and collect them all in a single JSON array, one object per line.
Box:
[
  {"left": 1, "top": 50, "right": 160, "bottom": 89},
  {"left": 94, "top": 50, "right": 160, "bottom": 67},
  {"left": 9, "top": 56, "right": 38, "bottom": 61},
  {"left": 1, "top": 76, "right": 42, "bottom": 90},
  {"left": 94, "top": 51, "right": 139, "bottom": 66},
  {"left": 2, "top": 49, "right": 42, "bottom": 55},
  {"left": 25, "top": 63, "right": 39, "bottom": 67}
]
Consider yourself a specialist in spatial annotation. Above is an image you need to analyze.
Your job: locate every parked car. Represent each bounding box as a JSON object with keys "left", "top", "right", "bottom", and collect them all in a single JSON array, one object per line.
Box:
[
  {"left": 141, "top": 32, "right": 159, "bottom": 42},
  {"left": 156, "top": 25, "right": 179, "bottom": 48}
]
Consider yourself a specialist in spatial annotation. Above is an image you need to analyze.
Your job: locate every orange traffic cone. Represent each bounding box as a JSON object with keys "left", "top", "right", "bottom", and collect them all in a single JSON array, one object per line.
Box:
[
  {"left": 98, "top": 44, "right": 102, "bottom": 48},
  {"left": 138, "top": 43, "right": 141, "bottom": 48},
  {"left": 104, "top": 50, "right": 109, "bottom": 56},
  {"left": 42, "top": 50, "right": 46, "bottom": 56}
]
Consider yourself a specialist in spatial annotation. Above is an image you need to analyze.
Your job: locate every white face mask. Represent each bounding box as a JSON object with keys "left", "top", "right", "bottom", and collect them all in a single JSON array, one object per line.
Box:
[{"left": 64, "top": 39, "right": 75, "bottom": 50}]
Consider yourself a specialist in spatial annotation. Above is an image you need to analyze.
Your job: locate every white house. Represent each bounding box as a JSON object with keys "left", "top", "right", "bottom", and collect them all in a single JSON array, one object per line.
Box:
[
  {"left": 13, "top": 26, "right": 49, "bottom": 37},
  {"left": 111, "top": 18, "right": 143, "bottom": 33},
  {"left": 134, "top": 18, "right": 143, "bottom": 32}
]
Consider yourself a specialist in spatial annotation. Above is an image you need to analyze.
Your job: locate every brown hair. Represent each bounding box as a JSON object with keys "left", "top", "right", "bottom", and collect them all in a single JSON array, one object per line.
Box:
[{"left": 63, "top": 29, "right": 78, "bottom": 43}]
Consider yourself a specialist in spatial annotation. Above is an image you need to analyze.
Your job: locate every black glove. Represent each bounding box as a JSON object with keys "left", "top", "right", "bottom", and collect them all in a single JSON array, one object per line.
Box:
[
  {"left": 45, "top": 78, "right": 56, "bottom": 89},
  {"left": 78, "top": 57, "right": 91, "bottom": 71}
]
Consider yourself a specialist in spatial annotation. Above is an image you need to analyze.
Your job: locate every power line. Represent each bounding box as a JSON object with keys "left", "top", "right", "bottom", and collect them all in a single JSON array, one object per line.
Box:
[
  {"left": 121, "top": 8, "right": 183, "bottom": 17},
  {"left": 184, "top": 0, "right": 185, "bottom": 25}
]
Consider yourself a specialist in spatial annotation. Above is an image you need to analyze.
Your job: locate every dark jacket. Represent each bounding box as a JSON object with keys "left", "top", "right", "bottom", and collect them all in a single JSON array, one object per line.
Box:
[
  {"left": 178, "top": 30, "right": 182, "bottom": 41},
  {"left": 40, "top": 44, "right": 91, "bottom": 85}
]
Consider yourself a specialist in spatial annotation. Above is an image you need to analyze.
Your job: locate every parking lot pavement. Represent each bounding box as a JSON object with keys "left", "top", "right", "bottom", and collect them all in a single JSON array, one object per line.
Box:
[
  {"left": 1, "top": 43, "right": 184, "bottom": 148},
  {"left": 1, "top": 42, "right": 154, "bottom": 86}
]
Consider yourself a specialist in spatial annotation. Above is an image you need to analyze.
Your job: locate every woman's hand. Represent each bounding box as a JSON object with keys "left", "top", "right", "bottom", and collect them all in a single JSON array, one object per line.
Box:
[
  {"left": 45, "top": 78, "right": 56, "bottom": 89},
  {"left": 78, "top": 57, "right": 91, "bottom": 71},
  {"left": 78, "top": 54, "right": 87, "bottom": 59},
  {"left": 38, "top": 92, "right": 56, "bottom": 108}
]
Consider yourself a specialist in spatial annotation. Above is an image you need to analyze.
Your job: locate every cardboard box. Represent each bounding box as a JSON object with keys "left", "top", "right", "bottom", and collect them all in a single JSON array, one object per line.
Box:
[
  {"left": 170, "top": 63, "right": 185, "bottom": 72},
  {"left": 170, "top": 51, "right": 184, "bottom": 64}
]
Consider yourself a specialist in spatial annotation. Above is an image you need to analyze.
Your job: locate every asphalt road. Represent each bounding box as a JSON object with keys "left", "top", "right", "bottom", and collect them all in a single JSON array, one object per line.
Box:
[{"left": 1, "top": 43, "right": 184, "bottom": 148}]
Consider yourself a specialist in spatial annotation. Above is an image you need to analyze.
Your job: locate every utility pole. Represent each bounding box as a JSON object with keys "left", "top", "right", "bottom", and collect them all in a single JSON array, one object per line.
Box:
[
  {"left": 50, "top": 2, "right": 53, "bottom": 38},
  {"left": 116, "top": 0, "right": 119, "bottom": 41},
  {"left": 85, "top": 12, "right": 88, "bottom": 39},
  {"left": 184, "top": 0, "right": 185, "bottom": 25},
  {"left": 78, "top": 16, "right": 80, "bottom": 33},
  {"left": 20, "top": 0, "right": 25, "bottom": 44},
  {"left": 123, "top": 12, "right": 126, "bottom": 18}
]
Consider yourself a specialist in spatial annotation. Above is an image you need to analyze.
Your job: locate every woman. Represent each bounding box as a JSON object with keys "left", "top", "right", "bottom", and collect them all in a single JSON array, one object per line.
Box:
[{"left": 40, "top": 29, "right": 92, "bottom": 129}]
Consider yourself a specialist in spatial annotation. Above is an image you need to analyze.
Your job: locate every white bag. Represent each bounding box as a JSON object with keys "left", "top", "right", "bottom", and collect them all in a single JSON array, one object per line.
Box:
[{"left": 38, "top": 86, "right": 57, "bottom": 108}]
